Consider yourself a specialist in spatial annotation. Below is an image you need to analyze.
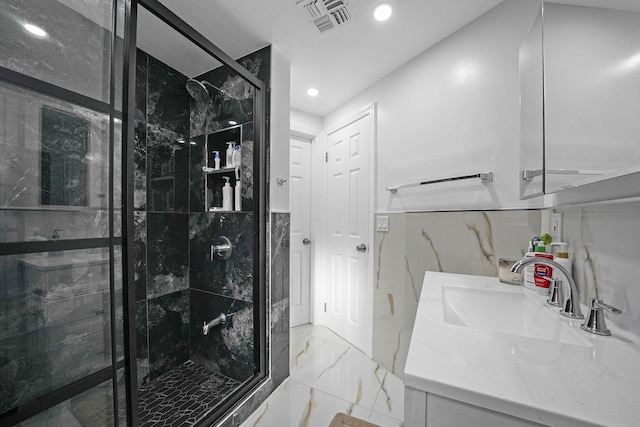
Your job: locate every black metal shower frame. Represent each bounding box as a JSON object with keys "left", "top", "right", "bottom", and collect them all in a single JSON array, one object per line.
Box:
[
  {"left": 125, "top": 1, "right": 270, "bottom": 426},
  {"left": 0, "top": 0, "right": 269, "bottom": 425}
]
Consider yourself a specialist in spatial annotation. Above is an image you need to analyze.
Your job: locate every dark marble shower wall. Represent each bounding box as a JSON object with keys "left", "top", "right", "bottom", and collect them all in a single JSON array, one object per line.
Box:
[
  {"left": 216, "top": 212, "right": 290, "bottom": 427},
  {"left": 134, "top": 49, "right": 192, "bottom": 386},
  {"left": 189, "top": 213, "right": 255, "bottom": 382},
  {"left": 133, "top": 45, "right": 292, "bottom": 427},
  {"left": 134, "top": 47, "right": 273, "bottom": 387}
]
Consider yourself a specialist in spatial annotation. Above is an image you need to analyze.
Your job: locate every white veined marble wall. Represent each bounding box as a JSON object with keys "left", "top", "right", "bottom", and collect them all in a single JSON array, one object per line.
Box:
[
  {"left": 373, "top": 210, "right": 541, "bottom": 378},
  {"left": 557, "top": 200, "right": 640, "bottom": 336}
]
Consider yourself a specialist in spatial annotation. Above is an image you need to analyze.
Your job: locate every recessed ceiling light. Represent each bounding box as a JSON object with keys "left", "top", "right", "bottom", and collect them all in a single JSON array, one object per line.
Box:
[
  {"left": 24, "top": 23, "right": 47, "bottom": 37},
  {"left": 307, "top": 88, "right": 319, "bottom": 97},
  {"left": 228, "top": 120, "right": 238, "bottom": 125},
  {"left": 373, "top": 3, "right": 393, "bottom": 22}
]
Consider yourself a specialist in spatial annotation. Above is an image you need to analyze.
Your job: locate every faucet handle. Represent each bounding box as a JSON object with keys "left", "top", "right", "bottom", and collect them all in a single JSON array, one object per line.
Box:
[{"left": 580, "top": 298, "right": 622, "bottom": 336}]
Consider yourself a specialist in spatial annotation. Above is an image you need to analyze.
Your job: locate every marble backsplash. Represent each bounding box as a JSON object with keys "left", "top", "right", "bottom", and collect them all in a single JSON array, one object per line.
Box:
[
  {"left": 373, "top": 210, "right": 541, "bottom": 378},
  {"left": 557, "top": 200, "right": 640, "bottom": 336}
]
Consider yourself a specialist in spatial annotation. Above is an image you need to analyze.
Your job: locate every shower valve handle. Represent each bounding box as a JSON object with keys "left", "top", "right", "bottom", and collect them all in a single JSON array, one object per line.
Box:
[{"left": 210, "top": 236, "right": 233, "bottom": 261}]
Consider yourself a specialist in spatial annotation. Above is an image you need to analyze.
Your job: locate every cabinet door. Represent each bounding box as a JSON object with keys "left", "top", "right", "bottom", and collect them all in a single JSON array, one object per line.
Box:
[
  {"left": 519, "top": 4, "right": 544, "bottom": 199},
  {"left": 543, "top": 2, "right": 640, "bottom": 194},
  {"left": 426, "top": 394, "right": 546, "bottom": 427}
]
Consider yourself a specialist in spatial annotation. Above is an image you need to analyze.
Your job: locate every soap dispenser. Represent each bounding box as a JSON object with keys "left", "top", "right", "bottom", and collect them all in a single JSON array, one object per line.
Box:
[{"left": 222, "top": 176, "right": 233, "bottom": 211}]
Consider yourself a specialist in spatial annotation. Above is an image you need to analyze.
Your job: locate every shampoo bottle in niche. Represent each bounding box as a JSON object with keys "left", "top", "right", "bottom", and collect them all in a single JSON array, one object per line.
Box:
[
  {"left": 226, "top": 142, "right": 235, "bottom": 168},
  {"left": 222, "top": 176, "right": 233, "bottom": 211},
  {"left": 234, "top": 167, "right": 241, "bottom": 211},
  {"left": 232, "top": 145, "right": 241, "bottom": 167},
  {"left": 213, "top": 151, "right": 220, "bottom": 170}
]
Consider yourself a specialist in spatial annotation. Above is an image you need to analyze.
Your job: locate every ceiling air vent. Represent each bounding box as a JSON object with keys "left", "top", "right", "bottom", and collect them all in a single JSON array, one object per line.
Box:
[{"left": 296, "top": 0, "right": 352, "bottom": 34}]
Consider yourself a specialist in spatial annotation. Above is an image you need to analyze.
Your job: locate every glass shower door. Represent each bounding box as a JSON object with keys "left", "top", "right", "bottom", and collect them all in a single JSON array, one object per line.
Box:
[
  {"left": 0, "top": 0, "right": 128, "bottom": 425},
  {"left": 130, "top": 2, "right": 267, "bottom": 425}
]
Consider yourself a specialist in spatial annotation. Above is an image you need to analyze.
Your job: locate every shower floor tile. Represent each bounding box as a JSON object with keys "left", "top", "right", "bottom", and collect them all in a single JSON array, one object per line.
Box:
[{"left": 138, "top": 360, "right": 241, "bottom": 426}]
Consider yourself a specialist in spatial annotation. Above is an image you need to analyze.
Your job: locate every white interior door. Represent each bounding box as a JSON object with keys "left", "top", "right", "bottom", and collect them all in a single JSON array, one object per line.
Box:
[
  {"left": 325, "top": 111, "right": 373, "bottom": 355},
  {"left": 289, "top": 136, "right": 312, "bottom": 327}
]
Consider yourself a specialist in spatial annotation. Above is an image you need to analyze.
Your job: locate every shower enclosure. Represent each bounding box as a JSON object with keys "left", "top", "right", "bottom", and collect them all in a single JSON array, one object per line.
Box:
[{"left": 0, "top": 0, "right": 269, "bottom": 425}]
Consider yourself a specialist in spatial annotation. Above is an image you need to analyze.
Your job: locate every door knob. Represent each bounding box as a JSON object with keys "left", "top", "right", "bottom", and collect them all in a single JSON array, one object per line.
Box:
[
  {"left": 303, "top": 238, "right": 311, "bottom": 245},
  {"left": 356, "top": 243, "right": 367, "bottom": 252}
]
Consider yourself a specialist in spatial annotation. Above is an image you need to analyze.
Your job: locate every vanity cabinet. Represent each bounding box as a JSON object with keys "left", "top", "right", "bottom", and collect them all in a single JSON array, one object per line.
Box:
[
  {"left": 405, "top": 388, "right": 545, "bottom": 427},
  {"left": 520, "top": 1, "right": 640, "bottom": 202}
]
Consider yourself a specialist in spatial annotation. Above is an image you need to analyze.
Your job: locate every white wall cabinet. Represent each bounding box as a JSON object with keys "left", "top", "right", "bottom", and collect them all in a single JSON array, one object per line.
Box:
[{"left": 520, "top": 1, "right": 640, "bottom": 204}]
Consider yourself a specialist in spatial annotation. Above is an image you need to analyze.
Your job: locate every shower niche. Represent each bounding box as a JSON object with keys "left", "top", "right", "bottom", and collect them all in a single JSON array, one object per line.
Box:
[{"left": 199, "top": 124, "right": 254, "bottom": 213}]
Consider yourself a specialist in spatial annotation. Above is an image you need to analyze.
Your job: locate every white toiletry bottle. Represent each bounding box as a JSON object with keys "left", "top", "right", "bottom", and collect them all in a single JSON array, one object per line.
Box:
[
  {"left": 232, "top": 144, "right": 241, "bottom": 167},
  {"left": 234, "top": 167, "right": 241, "bottom": 211},
  {"left": 549, "top": 242, "right": 573, "bottom": 282},
  {"left": 222, "top": 176, "right": 233, "bottom": 211},
  {"left": 213, "top": 151, "right": 220, "bottom": 170},
  {"left": 523, "top": 238, "right": 538, "bottom": 291},
  {"left": 226, "top": 142, "right": 235, "bottom": 167}
]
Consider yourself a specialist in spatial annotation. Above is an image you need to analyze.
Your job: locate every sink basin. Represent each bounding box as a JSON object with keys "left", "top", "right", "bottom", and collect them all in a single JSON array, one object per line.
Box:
[{"left": 442, "top": 286, "right": 591, "bottom": 347}]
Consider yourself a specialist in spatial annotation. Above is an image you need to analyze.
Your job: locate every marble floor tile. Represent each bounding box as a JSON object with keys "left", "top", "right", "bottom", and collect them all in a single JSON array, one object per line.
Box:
[
  {"left": 241, "top": 380, "right": 367, "bottom": 427},
  {"left": 292, "top": 343, "right": 384, "bottom": 410},
  {"left": 368, "top": 410, "right": 405, "bottom": 427},
  {"left": 290, "top": 330, "right": 326, "bottom": 371},
  {"left": 372, "top": 368, "right": 404, "bottom": 421},
  {"left": 241, "top": 325, "right": 404, "bottom": 427},
  {"left": 292, "top": 323, "right": 351, "bottom": 347}
]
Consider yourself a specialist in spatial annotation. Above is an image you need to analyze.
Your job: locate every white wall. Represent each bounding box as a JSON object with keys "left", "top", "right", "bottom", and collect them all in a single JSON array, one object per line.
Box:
[
  {"left": 323, "top": 0, "right": 543, "bottom": 213},
  {"left": 290, "top": 109, "right": 322, "bottom": 136},
  {"left": 269, "top": 46, "right": 291, "bottom": 212}
]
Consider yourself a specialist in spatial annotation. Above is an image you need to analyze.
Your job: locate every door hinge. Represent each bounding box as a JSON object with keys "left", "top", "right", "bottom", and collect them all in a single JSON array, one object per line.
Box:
[
  {"left": 325, "top": 152, "right": 328, "bottom": 163},
  {"left": 324, "top": 302, "right": 327, "bottom": 312}
]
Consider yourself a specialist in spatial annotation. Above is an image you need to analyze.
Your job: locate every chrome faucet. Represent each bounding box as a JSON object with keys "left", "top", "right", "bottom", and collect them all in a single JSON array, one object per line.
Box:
[{"left": 510, "top": 257, "right": 584, "bottom": 320}]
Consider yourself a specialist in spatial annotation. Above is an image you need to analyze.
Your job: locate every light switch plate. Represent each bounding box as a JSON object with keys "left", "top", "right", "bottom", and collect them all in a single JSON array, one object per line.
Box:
[{"left": 376, "top": 215, "right": 389, "bottom": 232}]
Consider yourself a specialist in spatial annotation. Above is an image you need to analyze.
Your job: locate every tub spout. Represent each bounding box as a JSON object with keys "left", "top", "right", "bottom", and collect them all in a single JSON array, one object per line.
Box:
[{"left": 202, "top": 313, "right": 227, "bottom": 335}]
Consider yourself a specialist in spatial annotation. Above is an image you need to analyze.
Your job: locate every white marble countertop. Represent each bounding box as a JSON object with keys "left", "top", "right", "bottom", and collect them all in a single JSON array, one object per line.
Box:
[{"left": 404, "top": 271, "right": 640, "bottom": 427}]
